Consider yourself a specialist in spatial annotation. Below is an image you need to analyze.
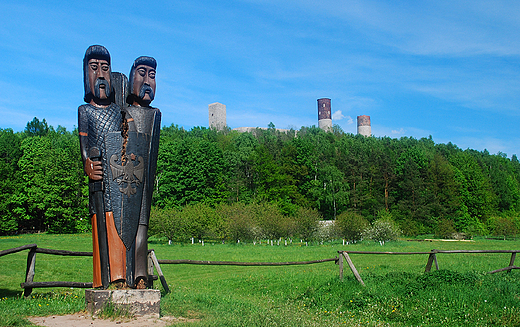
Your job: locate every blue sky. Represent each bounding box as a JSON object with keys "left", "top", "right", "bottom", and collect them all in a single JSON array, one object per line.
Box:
[{"left": 1, "top": 0, "right": 520, "bottom": 157}]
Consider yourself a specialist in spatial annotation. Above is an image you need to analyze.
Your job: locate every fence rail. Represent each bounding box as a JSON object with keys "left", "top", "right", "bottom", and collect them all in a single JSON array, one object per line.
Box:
[
  {"left": 2, "top": 244, "right": 519, "bottom": 295},
  {"left": 338, "top": 249, "right": 520, "bottom": 286},
  {"left": 0, "top": 244, "right": 168, "bottom": 296},
  {"left": 158, "top": 258, "right": 338, "bottom": 266}
]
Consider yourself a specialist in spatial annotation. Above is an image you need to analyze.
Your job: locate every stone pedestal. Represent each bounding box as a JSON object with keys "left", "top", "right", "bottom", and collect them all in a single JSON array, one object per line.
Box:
[{"left": 85, "top": 289, "right": 161, "bottom": 318}]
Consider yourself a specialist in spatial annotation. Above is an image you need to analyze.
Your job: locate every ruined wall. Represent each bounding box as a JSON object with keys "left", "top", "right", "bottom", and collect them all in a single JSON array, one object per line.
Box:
[
  {"left": 209, "top": 102, "right": 226, "bottom": 130},
  {"left": 357, "top": 115, "right": 371, "bottom": 137},
  {"left": 318, "top": 98, "right": 332, "bottom": 132}
]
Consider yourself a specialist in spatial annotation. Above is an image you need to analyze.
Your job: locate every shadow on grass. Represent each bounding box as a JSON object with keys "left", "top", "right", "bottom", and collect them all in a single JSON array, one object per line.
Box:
[{"left": 0, "top": 288, "right": 23, "bottom": 298}]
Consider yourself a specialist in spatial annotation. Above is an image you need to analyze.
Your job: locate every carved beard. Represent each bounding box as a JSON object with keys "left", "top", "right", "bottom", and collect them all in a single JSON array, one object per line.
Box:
[
  {"left": 138, "top": 84, "right": 154, "bottom": 102},
  {"left": 94, "top": 78, "right": 111, "bottom": 99}
]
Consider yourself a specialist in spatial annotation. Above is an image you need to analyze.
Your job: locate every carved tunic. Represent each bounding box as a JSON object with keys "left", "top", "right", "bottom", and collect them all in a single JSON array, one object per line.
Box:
[{"left": 78, "top": 103, "right": 122, "bottom": 214}]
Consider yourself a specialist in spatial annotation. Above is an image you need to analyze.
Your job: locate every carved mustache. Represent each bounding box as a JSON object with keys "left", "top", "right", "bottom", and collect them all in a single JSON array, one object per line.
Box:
[
  {"left": 94, "top": 78, "right": 111, "bottom": 99},
  {"left": 139, "top": 84, "right": 154, "bottom": 101}
]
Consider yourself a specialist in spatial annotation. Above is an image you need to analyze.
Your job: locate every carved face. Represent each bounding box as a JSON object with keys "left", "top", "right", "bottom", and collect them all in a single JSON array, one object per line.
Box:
[
  {"left": 131, "top": 64, "right": 156, "bottom": 104},
  {"left": 88, "top": 58, "right": 111, "bottom": 100}
]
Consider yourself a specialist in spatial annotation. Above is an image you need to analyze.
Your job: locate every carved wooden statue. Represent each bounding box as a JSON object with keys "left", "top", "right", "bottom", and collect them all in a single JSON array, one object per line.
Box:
[
  {"left": 78, "top": 46, "right": 160, "bottom": 289},
  {"left": 122, "top": 56, "right": 161, "bottom": 288}
]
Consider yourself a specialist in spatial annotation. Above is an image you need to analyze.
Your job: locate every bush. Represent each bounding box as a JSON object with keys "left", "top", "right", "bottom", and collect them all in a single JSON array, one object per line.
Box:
[
  {"left": 216, "top": 202, "right": 257, "bottom": 242},
  {"left": 253, "top": 203, "right": 290, "bottom": 240},
  {"left": 149, "top": 206, "right": 185, "bottom": 241},
  {"left": 398, "top": 218, "right": 419, "bottom": 237},
  {"left": 487, "top": 216, "right": 519, "bottom": 240},
  {"left": 181, "top": 203, "right": 219, "bottom": 240},
  {"left": 335, "top": 211, "right": 368, "bottom": 242},
  {"left": 435, "top": 219, "right": 457, "bottom": 239},
  {"left": 313, "top": 220, "right": 338, "bottom": 242},
  {"left": 362, "top": 212, "right": 401, "bottom": 245},
  {"left": 292, "top": 207, "right": 321, "bottom": 241}
]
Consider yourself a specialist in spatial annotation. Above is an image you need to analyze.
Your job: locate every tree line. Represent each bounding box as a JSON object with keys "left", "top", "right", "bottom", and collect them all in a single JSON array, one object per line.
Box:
[{"left": 1, "top": 117, "right": 519, "bottom": 238}]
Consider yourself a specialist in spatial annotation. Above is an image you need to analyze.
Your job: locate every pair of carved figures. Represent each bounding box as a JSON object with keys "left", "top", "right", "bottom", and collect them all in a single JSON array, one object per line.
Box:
[{"left": 78, "top": 45, "right": 160, "bottom": 289}]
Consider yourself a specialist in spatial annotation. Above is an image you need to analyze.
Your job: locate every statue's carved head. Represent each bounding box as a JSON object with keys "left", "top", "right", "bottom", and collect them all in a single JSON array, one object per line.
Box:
[
  {"left": 83, "top": 45, "right": 112, "bottom": 104},
  {"left": 128, "top": 56, "right": 156, "bottom": 107}
]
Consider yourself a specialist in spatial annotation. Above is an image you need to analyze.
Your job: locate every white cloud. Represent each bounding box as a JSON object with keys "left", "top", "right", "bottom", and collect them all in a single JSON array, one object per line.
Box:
[
  {"left": 391, "top": 128, "right": 405, "bottom": 135},
  {"left": 332, "top": 111, "right": 354, "bottom": 125},
  {"left": 332, "top": 110, "right": 344, "bottom": 120}
]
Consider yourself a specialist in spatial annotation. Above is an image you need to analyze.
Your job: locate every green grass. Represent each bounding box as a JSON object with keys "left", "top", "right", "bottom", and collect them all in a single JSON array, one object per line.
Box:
[{"left": 1, "top": 234, "right": 520, "bottom": 326}]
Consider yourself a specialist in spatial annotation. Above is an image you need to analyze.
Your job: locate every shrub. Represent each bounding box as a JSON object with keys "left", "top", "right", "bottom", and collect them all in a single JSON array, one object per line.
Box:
[
  {"left": 487, "top": 216, "right": 519, "bottom": 240},
  {"left": 362, "top": 213, "right": 401, "bottom": 245},
  {"left": 253, "top": 203, "right": 290, "bottom": 240},
  {"left": 216, "top": 202, "right": 257, "bottom": 242},
  {"left": 149, "top": 206, "right": 186, "bottom": 241},
  {"left": 181, "top": 203, "right": 218, "bottom": 240},
  {"left": 398, "top": 218, "right": 419, "bottom": 237},
  {"left": 313, "top": 220, "right": 338, "bottom": 242},
  {"left": 292, "top": 207, "right": 321, "bottom": 241},
  {"left": 335, "top": 211, "right": 368, "bottom": 242},
  {"left": 435, "top": 219, "right": 456, "bottom": 239}
]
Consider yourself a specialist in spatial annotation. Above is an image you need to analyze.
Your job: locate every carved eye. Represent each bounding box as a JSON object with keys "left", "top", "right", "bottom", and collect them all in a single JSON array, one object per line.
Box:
[
  {"left": 101, "top": 64, "right": 109, "bottom": 72},
  {"left": 89, "top": 63, "right": 98, "bottom": 71},
  {"left": 137, "top": 68, "right": 146, "bottom": 77},
  {"left": 149, "top": 71, "right": 156, "bottom": 79}
]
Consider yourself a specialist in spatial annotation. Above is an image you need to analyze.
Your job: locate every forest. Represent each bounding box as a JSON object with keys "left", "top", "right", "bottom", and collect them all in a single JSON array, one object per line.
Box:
[{"left": 1, "top": 117, "right": 519, "bottom": 239}]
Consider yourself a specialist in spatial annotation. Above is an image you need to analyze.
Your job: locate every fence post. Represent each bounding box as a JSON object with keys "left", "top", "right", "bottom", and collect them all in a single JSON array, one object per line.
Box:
[
  {"left": 425, "top": 250, "right": 438, "bottom": 273},
  {"left": 339, "top": 251, "right": 344, "bottom": 281},
  {"left": 508, "top": 253, "right": 516, "bottom": 273},
  {"left": 150, "top": 250, "right": 170, "bottom": 293},
  {"left": 343, "top": 252, "right": 365, "bottom": 286},
  {"left": 24, "top": 246, "right": 37, "bottom": 298},
  {"left": 147, "top": 251, "right": 154, "bottom": 288}
]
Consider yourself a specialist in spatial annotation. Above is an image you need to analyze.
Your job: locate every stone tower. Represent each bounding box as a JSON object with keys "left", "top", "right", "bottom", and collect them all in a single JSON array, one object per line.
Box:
[
  {"left": 357, "top": 115, "right": 371, "bottom": 137},
  {"left": 317, "top": 98, "right": 332, "bottom": 132},
  {"left": 209, "top": 102, "right": 226, "bottom": 130}
]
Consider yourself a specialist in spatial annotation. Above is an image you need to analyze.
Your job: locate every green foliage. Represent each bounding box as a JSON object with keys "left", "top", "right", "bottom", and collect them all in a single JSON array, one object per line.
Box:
[
  {"left": 435, "top": 219, "right": 457, "bottom": 238},
  {"left": 252, "top": 202, "right": 291, "bottom": 240},
  {"left": 487, "top": 215, "right": 519, "bottom": 239},
  {"left": 6, "top": 117, "right": 520, "bottom": 234},
  {"left": 217, "top": 202, "right": 257, "bottom": 242},
  {"left": 362, "top": 212, "right": 401, "bottom": 244},
  {"left": 335, "top": 211, "right": 368, "bottom": 242},
  {"left": 14, "top": 130, "right": 88, "bottom": 233},
  {"left": 182, "top": 203, "right": 220, "bottom": 240},
  {"left": 24, "top": 117, "right": 49, "bottom": 137},
  {"left": 0, "top": 129, "right": 22, "bottom": 234},
  {"left": 149, "top": 206, "right": 184, "bottom": 241},
  {"left": 155, "top": 129, "right": 228, "bottom": 207},
  {"left": 150, "top": 202, "right": 323, "bottom": 243},
  {"left": 291, "top": 207, "right": 321, "bottom": 241}
]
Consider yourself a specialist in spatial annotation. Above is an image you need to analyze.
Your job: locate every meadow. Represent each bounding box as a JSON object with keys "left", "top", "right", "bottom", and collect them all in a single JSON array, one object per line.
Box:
[{"left": 1, "top": 234, "right": 520, "bottom": 326}]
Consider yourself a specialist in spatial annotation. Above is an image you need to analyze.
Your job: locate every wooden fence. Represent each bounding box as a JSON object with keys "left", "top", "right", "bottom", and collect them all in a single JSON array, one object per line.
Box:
[
  {"left": 0, "top": 244, "right": 168, "bottom": 297},
  {"left": 1, "top": 244, "right": 338, "bottom": 297},
  {"left": 338, "top": 249, "right": 520, "bottom": 286},
  {"left": 2, "top": 244, "right": 519, "bottom": 295}
]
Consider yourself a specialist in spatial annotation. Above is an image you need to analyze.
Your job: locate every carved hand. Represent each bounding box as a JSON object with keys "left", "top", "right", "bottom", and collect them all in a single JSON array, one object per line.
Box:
[{"left": 85, "top": 157, "right": 103, "bottom": 181}]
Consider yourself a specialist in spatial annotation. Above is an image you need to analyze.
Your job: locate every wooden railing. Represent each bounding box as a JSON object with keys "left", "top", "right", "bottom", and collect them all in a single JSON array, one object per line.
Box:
[
  {"left": 0, "top": 244, "right": 168, "bottom": 297},
  {"left": 3, "top": 244, "right": 519, "bottom": 295},
  {"left": 338, "top": 249, "right": 520, "bottom": 286}
]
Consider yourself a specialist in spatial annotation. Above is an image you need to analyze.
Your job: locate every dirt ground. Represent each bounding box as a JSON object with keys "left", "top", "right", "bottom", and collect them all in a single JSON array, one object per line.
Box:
[{"left": 29, "top": 313, "right": 197, "bottom": 326}]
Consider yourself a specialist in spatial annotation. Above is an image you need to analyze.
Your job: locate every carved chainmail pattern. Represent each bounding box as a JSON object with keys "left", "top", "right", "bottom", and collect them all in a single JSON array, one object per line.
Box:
[
  {"left": 124, "top": 106, "right": 156, "bottom": 134},
  {"left": 85, "top": 103, "right": 122, "bottom": 212}
]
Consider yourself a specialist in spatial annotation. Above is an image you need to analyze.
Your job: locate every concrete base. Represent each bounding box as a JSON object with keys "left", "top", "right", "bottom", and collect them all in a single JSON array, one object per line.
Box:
[{"left": 85, "top": 289, "right": 161, "bottom": 318}]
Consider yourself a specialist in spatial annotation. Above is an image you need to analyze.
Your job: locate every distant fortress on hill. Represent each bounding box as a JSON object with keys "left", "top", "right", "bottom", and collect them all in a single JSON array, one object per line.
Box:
[{"left": 208, "top": 99, "right": 371, "bottom": 137}]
